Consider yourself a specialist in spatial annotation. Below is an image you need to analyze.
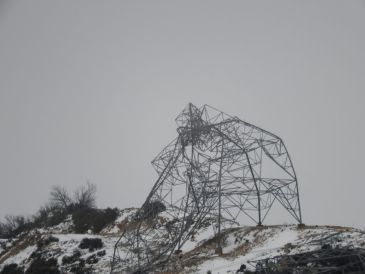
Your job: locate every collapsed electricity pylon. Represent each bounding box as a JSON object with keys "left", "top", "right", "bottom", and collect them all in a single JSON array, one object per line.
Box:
[{"left": 111, "top": 103, "right": 303, "bottom": 273}]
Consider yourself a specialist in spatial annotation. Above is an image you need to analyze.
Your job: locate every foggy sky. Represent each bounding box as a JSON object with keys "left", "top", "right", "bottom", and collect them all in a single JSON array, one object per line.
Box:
[{"left": 1, "top": 1, "right": 365, "bottom": 228}]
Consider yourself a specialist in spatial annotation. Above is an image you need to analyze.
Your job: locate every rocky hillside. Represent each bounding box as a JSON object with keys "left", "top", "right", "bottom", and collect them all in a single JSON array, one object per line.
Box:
[{"left": 1, "top": 208, "right": 365, "bottom": 274}]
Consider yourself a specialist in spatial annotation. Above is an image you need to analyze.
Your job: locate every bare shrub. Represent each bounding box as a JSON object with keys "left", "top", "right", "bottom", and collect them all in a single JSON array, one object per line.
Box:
[
  {"left": 0, "top": 182, "right": 99, "bottom": 238},
  {"left": 73, "top": 182, "right": 96, "bottom": 209},
  {"left": 78, "top": 238, "right": 103, "bottom": 251},
  {"left": 140, "top": 200, "right": 166, "bottom": 219},
  {"left": 0, "top": 223, "right": 5, "bottom": 237},
  {"left": 72, "top": 207, "right": 118, "bottom": 234},
  {"left": 49, "top": 186, "right": 72, "bottom": 210},
  {"left": 1, "top": 215, "right": 30, "bottom": 238}
]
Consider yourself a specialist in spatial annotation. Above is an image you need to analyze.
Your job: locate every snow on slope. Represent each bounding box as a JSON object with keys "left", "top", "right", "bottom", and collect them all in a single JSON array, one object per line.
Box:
[
  {"left": 1, "top": 208, "right": 365, "bottom": 274},
  {"left": 186, "top": 225, "right": 365, "bottom": 274},
  {"left": 0, "top": 208, "right": 137, "bottom": 273}
]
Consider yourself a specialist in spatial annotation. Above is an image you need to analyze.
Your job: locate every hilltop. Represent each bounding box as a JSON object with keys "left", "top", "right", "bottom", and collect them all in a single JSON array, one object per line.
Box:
[{"left": 1, "top": 207, "right": 364, "bottom": 274}]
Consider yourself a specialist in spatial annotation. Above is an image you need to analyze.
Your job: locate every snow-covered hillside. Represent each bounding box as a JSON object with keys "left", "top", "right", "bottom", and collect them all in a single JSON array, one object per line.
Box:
[
  {"left": 1, "top": 208, "right": 364, "bottom": 274},
  {"left": 183, "top": 225, "right": 365, "bottom": 273}
]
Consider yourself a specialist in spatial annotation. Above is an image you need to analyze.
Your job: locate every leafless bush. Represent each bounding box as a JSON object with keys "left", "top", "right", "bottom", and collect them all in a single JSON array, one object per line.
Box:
[
  {"left": 49, "top": 182, "right": 97, "bottom": 211},
  {"left": 0, "top": 222, "right": 5, "bottom": 237},
  {"left": 5, "top": 215, "right": 26, "bottom": 232},
  {"left": 36, "top": 204, "right": 53, "bottom": 220},
  {"left": 49, "top": 185, "right": 72, "bottom": 210},
  {"left": 0, "top": 182, "right": 98, "bottom": 238},
  {"left": 73, "top": 182, "right": 97, "bottom": 209},
  {"left": 0, "top": 215, "right": 30, "bottom": 237}
]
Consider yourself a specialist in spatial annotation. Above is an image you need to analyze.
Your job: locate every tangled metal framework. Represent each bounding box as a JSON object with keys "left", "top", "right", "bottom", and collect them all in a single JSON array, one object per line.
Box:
[
  {"left": 111, "top": 103, "right": 303, "bottom": 273},
  {"left": 249, "top": 246, "right": 365, "bottom": 273}
]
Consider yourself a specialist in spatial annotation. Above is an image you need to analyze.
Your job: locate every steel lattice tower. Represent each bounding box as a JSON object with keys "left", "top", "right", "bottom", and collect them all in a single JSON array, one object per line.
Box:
[{"left": 111, "top": 103, "right": 303, "bottom": 273}]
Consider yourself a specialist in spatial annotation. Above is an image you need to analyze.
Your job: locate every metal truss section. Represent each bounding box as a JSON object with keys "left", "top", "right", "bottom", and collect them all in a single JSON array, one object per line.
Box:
[
  {"left": 111, "top": 103, "right": 303, "bottom": 273},
  {"left": 249, "top": 246, "right": 365, "bottom": 273}
]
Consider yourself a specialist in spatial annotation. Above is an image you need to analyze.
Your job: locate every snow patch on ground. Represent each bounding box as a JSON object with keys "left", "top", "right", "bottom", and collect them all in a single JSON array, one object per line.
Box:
[
  {"left": 189, "top": 225, "right": 365, "bottom": 274},
  {"left": 1, "top": 244, "right": 37, "bottom": 266},
  {"left": 184, "top": 226, "right": 215, "bottom": 252},
  {"left": 261, "top": 227, "right": 298, "bottom": 250}
]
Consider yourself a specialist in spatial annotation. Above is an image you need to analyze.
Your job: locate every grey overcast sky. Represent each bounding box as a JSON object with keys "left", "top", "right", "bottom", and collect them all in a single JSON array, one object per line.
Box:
[{"left": 0, "top": 1, "right": 365, "bottom": 228}]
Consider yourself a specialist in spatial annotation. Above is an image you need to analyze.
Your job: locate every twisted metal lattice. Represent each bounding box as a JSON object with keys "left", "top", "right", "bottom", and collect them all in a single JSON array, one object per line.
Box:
[
  {"left": 111, "top": 103, "right": 303, "bottom": 273},
  {"left": 249, "top": 246, "right": 365, "bottom": 273}
]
